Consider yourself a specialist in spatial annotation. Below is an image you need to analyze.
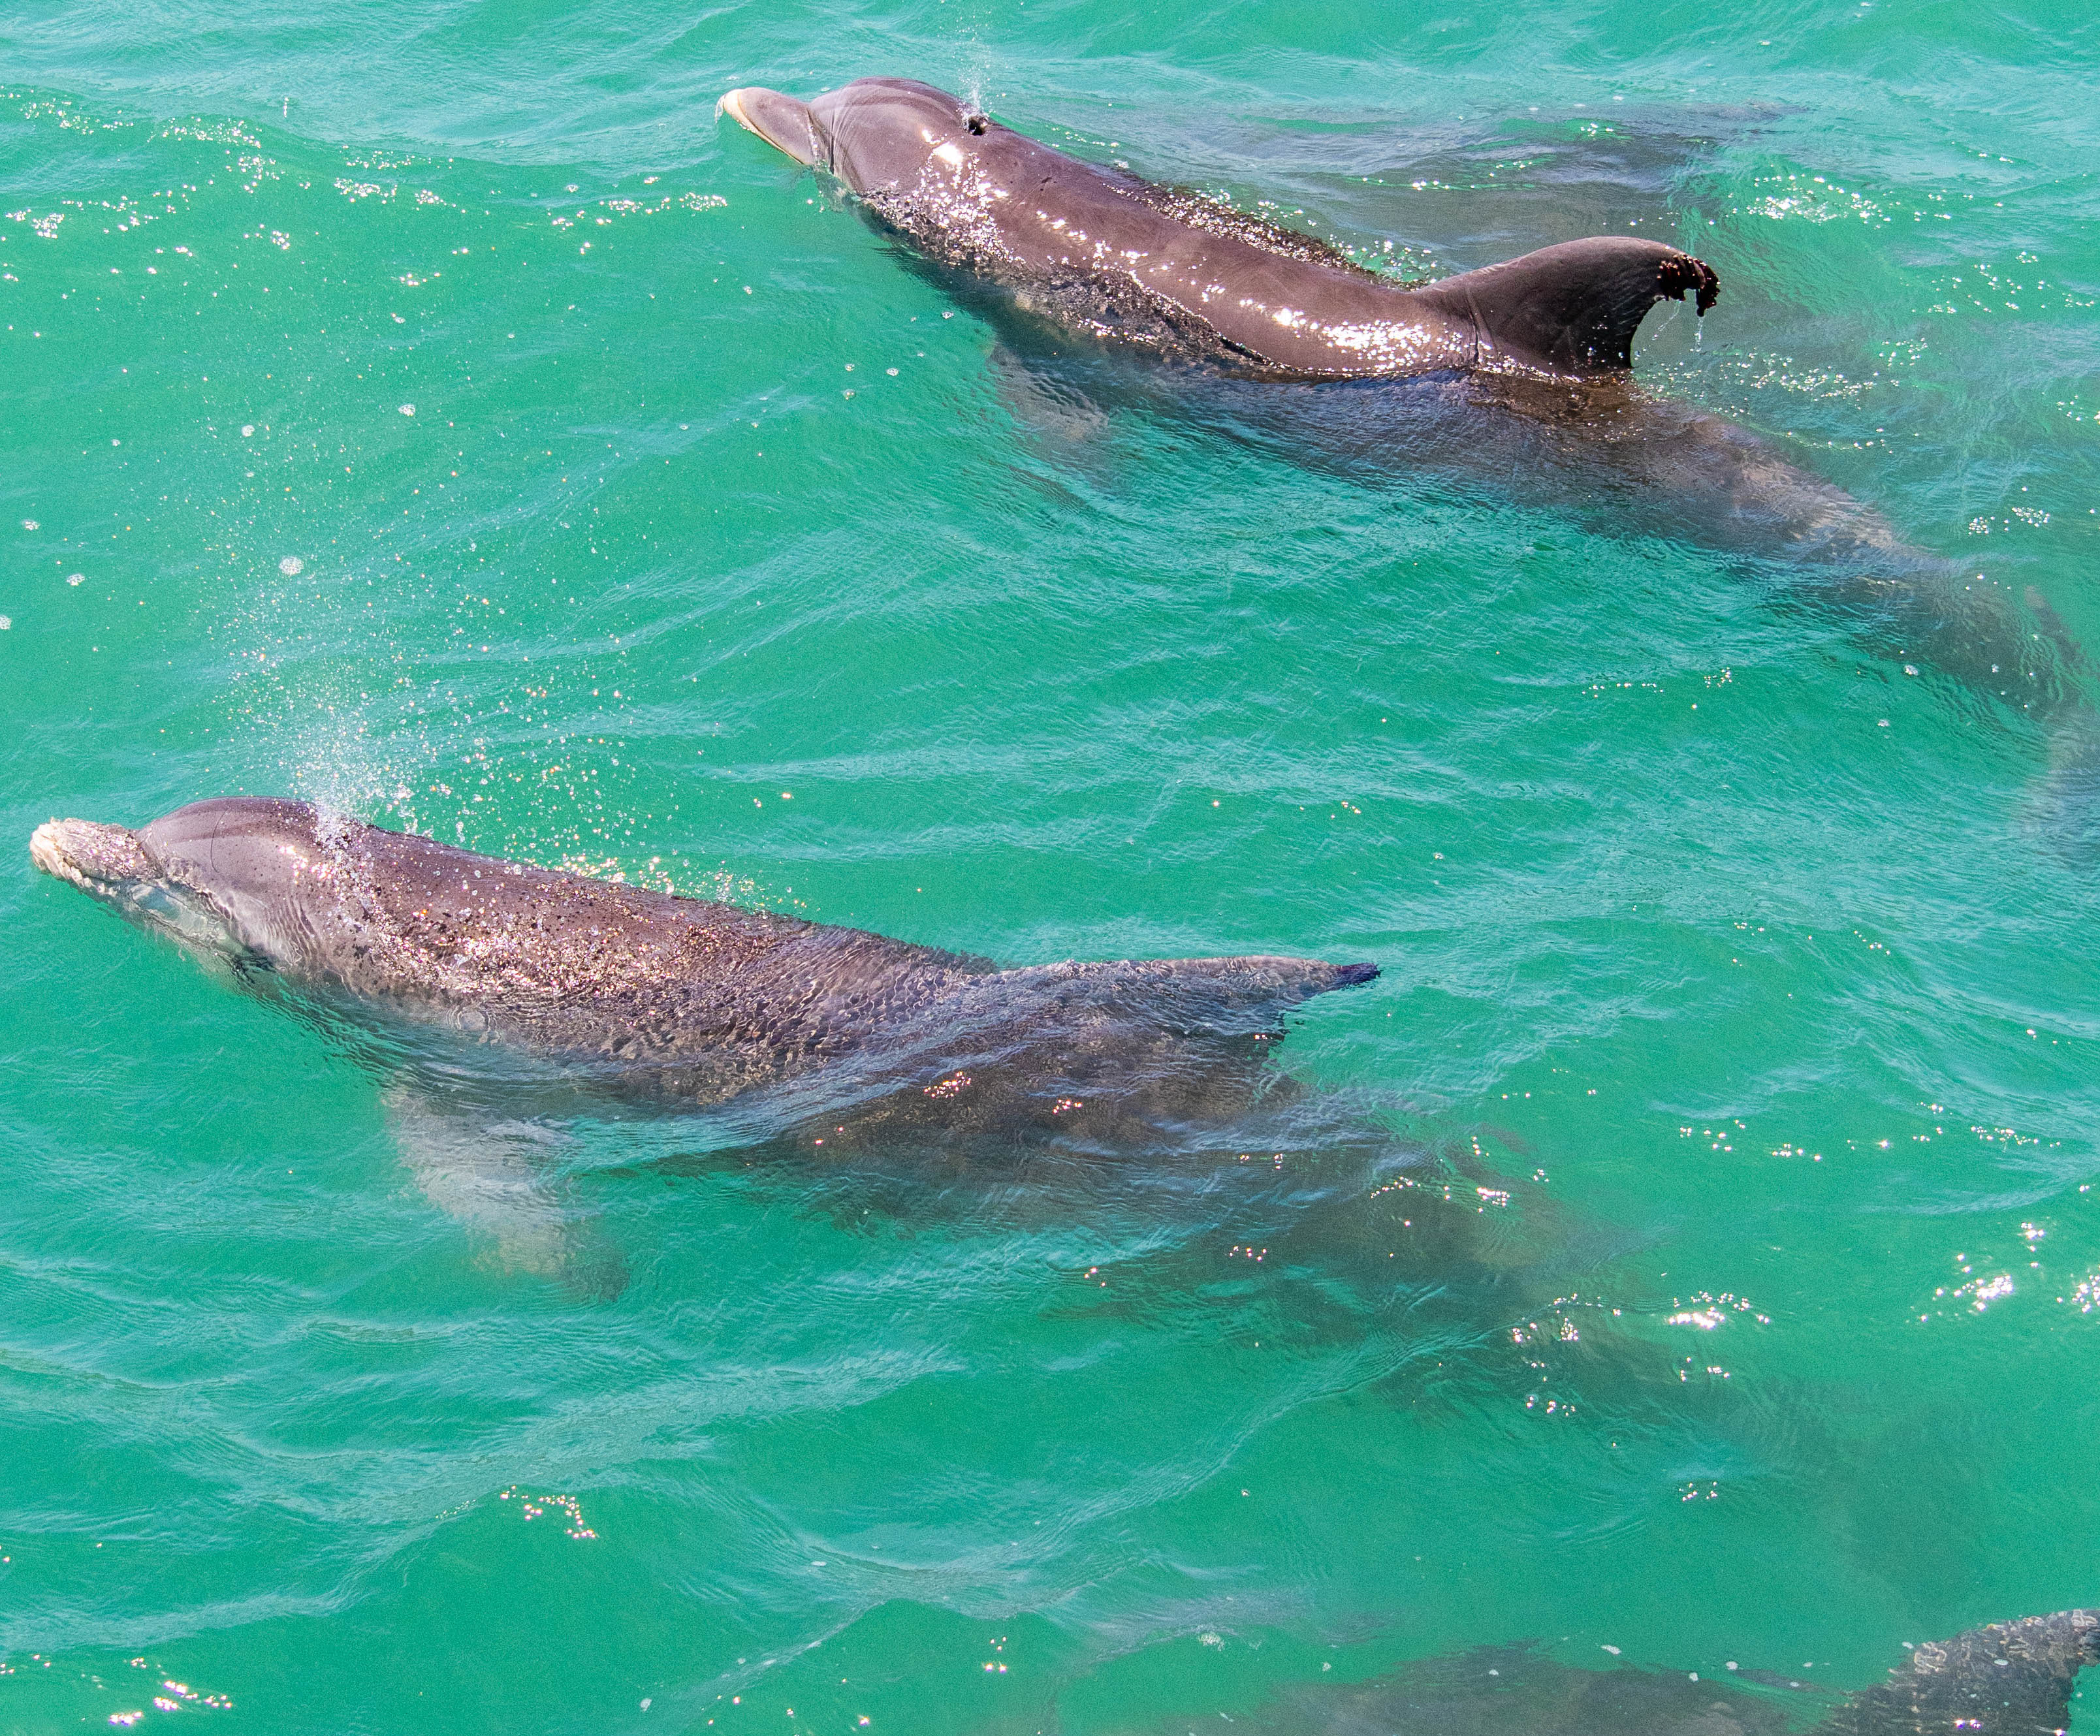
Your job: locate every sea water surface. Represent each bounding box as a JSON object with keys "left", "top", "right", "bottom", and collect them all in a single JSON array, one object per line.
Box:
[{"left": 3, "top": 1, "right": 2099, "bottom": 1731}]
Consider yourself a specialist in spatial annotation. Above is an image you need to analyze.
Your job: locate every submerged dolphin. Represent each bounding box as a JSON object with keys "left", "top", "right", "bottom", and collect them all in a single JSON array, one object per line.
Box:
[
  {"left": 720, "top": 78, "right": 1719, "bottom": 381},
  {"left": 29, "top": 798, "right": 1375, "bottom": 1125},
  {"left": 720, "top": 78, "right": 2089, "bottom": 754},
  {"left": 1194, "top": 1605, "right": 2099, "bottom": 1735}
]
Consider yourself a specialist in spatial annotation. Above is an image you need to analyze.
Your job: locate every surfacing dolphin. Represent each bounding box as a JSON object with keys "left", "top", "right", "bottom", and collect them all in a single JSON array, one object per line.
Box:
[
  {"left": 29, "top": 798, "right": 1375, "bottom": 1133},
  {"left": 1177, "top": 1605, "right": 2098, "bottom": 1736},
  {"left": 7, "top": 802, "right": 1761, "bottom": 1398},
  {"left": 720, "top": 79, "right": 2091, "bottom": 779},
  {"left": 29, "top": 798, "right": 1384, "bottom": 1281},
  {"left": 720, "top": 78, "right": 1719, "bottom": 381}
]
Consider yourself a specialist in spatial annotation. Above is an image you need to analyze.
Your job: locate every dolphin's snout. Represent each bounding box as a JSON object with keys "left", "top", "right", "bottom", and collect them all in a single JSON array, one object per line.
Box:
[
  {"left": 29, "top": 821, "right": 69, "bottom": 881},
  {"left": 30, "top": 817, "right": 155, "bottom": 893},
  {"left": 718, "top": 86, "right": 822, "bottom": 168}
]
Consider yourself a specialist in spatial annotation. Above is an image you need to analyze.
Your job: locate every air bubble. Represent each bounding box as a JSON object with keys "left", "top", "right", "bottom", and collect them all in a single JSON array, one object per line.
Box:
[
  {"left": 279, "top": 556, "right": 304, "bottom": 576},
  {"left": 242, "top": 425, "right": 255, "bottom": 437},
  {"left": 20, "top": 519, "right": 37, "bottom": 530},
  {"left": 399, "top": 403, "right": 416, "bottom": 416},
  {"left": 66, "top": 573, "right": 83, "bottom": 586}
]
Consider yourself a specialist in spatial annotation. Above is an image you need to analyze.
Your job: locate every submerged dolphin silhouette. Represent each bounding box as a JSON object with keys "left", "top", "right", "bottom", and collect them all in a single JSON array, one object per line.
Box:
[{"left": 1180, "top": 1606, "right": 2099, "bottom": 1735}]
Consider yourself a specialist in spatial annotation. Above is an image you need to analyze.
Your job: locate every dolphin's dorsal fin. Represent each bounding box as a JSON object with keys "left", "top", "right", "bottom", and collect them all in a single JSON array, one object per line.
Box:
[{"left": 1413, "top": 236, "right": 1719, "bottom": 372}]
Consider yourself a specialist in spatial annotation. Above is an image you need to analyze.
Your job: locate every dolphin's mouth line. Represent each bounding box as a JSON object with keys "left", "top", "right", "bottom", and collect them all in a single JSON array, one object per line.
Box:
[
  {"left": 29, "top": 818, "right": 158, "bottom": 897},
  {"left": 30, "top": 817, "right": 261, "bottom": 963}
]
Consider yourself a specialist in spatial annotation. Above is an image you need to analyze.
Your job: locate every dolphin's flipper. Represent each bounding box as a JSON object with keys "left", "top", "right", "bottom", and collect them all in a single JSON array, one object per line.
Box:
[
  {"left": 1414, "top": 235, "right": 1719, "bottom": 371},
  {"left": 381, "top": 1084, "right": 628, "bottom": 1299},
  {"left": 985, "top": 345, "right": 1115, "bottom": 466},
  {"left": 1817, "top": 1607, "right": 2099, "bottom": 1735}
]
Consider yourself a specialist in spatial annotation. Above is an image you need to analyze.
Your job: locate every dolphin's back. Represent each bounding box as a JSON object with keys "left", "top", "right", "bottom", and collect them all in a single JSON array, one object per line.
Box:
[
  {"left": 90, "top": 800, "right": 1376, "bottom": 1112},
  {"left": 138, "top": 800, "right": 995, "bottom": 1067}
]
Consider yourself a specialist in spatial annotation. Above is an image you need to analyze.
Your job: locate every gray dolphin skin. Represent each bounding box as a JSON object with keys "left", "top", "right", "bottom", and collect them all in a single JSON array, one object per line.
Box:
[
  {"left": 720, "top": 78, "right": 1718, "bottom": 379},
  {"left": 1191, "top": 1605, "right": 2099, "bottom": 1735},
  {"left": 29, "top": 798, "right": 1376, "bottom": 1126}
]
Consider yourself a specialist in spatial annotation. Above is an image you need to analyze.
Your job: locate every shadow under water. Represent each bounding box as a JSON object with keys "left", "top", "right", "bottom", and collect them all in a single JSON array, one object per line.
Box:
[
  {"left": 1119, "top": 1609, "right": 2100, "bottom": 1736},
  {"left": 947, "top": 279, "right": 2087, "bottom": 734},
  {"left": 945, "top": 281, "right": 2100, "bottom": 857}
]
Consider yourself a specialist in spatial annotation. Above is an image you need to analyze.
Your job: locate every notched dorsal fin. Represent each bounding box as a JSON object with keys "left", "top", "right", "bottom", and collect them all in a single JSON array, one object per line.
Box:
[{"left": 1415, "top": 235, "right": 1719, "bottom": 372}]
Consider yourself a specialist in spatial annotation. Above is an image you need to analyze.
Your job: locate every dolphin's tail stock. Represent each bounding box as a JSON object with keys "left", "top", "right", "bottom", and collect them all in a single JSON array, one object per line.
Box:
[
  {"left": 1414, "top": 234, "right": 1719, "bottom": 373},
  {"left": 1990, "top": 578, "right": 2100, "bottom": 858},
  {"left": 718, "top": 86, "right": 823, "bottom": 166},
  {"left": 1841, "top": 559, "right": 2100, "bottom": 857},
  {"left": 989, "top": 953, "right": 1381, "bottom": 1036}
]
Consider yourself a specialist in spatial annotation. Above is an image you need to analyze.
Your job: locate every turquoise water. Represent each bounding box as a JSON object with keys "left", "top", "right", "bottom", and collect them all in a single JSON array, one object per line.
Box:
[{"left": 4, "top": 0, "right": 2099, "bottom": 1730}]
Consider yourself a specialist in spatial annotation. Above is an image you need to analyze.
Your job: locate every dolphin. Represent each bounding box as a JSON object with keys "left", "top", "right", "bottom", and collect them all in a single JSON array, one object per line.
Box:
[
  {"left": 1188, "top": 1605, "right": 2099, "bottom": 1735},
  {"left": 29, "top": 798, "right": 1380, "bottom": 1280},
  {"left": 719, "top": 78, "right": 2090, "bottom": 770},
  {"left": 29, "top": 797, "right": 1375, "bottom": 1126},
  {"left": 719, "top": 78, "right": 1719, "bottom": 381}
]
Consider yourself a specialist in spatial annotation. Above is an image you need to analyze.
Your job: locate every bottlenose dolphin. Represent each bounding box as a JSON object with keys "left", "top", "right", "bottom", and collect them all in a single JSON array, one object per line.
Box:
[
  {"left": 30, "top": 795, "right": 1375, "bottom": 1146},
  {"left": 29, "top": 798, "right": 1384, "bottom": 1280},
  {"left": 1188, "top": 1605, "right": 2098, "bottom": 1735},
  {"left": 720, "top": 79, "right": 2088, "bottom": 765},
  {"left": 719, "top": 78, "right": 1719, "bottom": 381}
]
